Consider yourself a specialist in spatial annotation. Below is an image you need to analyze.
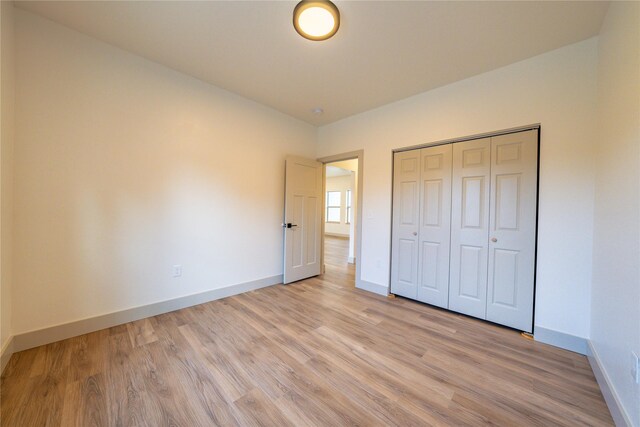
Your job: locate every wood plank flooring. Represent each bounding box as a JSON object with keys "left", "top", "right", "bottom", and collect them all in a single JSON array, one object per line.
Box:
[
  {"left": 323, "top": 235, "right": 355, "bottom": 286},
  {"left": 1, "top": 236, "right": 613, "bottom": 426}
]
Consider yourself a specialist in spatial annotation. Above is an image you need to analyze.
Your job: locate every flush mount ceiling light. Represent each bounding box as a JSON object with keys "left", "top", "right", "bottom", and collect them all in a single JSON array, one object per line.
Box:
[{"left": 293, "top": 1, "right": 340, "bottom": 41}]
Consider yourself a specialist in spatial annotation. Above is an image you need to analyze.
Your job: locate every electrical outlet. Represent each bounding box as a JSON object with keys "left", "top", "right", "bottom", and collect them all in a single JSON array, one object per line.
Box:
[
  {"left": 172, "top": 265, "right": 182, "bottom": 278},
  {"left": 632, "top": 352, "right": 640, "bottom": 384}
]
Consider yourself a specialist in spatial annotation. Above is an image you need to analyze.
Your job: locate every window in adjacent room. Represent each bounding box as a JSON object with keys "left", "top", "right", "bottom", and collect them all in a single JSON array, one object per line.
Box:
[
  {"left": 346, "top": 190, "right": 352, "bottom": 224},
  {"left": 326, "top": 191, "right": 341, "bottom": 223}
]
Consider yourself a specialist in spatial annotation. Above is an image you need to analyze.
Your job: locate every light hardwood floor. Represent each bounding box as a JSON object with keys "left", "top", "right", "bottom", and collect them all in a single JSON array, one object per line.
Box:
[
  {"left": 1, "top": 236, "right": 612, "bottom": 426},
  {"left": 322, "top": 235, "right": 355, "bottom": 287}
]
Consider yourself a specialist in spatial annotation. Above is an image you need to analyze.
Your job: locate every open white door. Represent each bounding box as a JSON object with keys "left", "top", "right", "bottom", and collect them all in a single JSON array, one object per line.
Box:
[{"left": 283, "top": 156, "right": 323, "bottom": 284}]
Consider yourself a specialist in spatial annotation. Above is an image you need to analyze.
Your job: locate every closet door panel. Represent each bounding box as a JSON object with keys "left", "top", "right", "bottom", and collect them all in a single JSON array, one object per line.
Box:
[
  {"left": 390, "top": 150, "right": 421, "bottom": 299},
  {"left": 449, "top": 138, "right": 491, "bottom": 319},
  {"left": 486, "top": 130, "right": 538, "bottom": 332},
  {"left": 417, "top": 144, "right": 452, "bottom": 308}
]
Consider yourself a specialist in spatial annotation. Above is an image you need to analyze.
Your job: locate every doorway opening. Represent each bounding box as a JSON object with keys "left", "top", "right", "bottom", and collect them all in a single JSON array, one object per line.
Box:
[{"left": 323, "top": 159, "right": 358, "bottom": 287}]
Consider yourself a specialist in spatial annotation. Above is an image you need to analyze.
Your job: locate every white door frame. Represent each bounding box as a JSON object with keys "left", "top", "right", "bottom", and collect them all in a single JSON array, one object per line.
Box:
[{"left": 317, "top": 150, "right": 364, "bottom": 290}]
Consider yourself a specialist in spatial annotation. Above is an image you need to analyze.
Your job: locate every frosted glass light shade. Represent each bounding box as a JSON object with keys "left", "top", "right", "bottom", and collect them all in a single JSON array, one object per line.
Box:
[{"left": 293, "top": 1, "right": 340, "bottom": 41}]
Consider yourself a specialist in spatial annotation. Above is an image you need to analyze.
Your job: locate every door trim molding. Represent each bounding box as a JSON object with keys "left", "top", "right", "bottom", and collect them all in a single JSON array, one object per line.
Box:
[
  {"left": 393, "top": 123, "right": 540, "bottom": 153},
  {"left": 318, "top": 150, "right": 364, "bottom": 164},
  {"left": 9, "top": 274, "right": 282, "bottom": 355},
  {"left": 317, "top": 150, "right": 368, "bottom": 293}
]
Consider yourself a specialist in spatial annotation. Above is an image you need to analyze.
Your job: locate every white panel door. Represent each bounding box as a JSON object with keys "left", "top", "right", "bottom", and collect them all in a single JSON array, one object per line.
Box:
[
  {"left": 486, "top": 130, "right": 538, "bottom": 332},
  {"left": 449, "top": 138, "right": 491, "bottom": 319},
  {"left": 391, "top": 150, "right": 421, "bottom": 299},
  {"left": 283, "top": 156, "right": 323, "bottom": 284},
  {"left": 417, "top": 144, "right": 452, "bottom": 308}
]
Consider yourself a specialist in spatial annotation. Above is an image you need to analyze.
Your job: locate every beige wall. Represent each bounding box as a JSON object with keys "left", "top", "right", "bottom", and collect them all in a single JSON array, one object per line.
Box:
[
  {"left": 11, "top": 9, "right": 316, "bottom": 334},
  {"left": 591, "top": 2, "right": 640, "bottom": 425},
  {"left": 4, "top": 8, "right": 636, "bottom": 405},
  {"left": 1, "top": 1, "right": 15, "bottom": 355},
  {"left": 317, "top": 38, "right": 599, "bottom": 339}
]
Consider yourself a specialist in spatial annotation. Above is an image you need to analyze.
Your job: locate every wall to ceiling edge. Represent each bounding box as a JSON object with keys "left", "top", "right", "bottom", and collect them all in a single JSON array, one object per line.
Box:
[
  {"left": 11, "top": 6, "right": 600, "bottom": 341},
  {"left": 317, "top": 37, "right": 599, "bottom": 341},
  {"left": 10, "top": 8, "right": 317, "bottom": 335},
  {"left": 2, "top": 3, "right": 638, "bottom": 422},
  {"left": 5, "top": 9, "right": 637, "bottom": 423}
]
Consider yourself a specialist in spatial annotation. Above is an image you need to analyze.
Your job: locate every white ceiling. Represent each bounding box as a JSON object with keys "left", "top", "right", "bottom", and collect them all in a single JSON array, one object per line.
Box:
[
  {"left": 326, "top": 165, "right": 351, "bottom": 178},
  {"left": 15, "top": 1, "right": 609, "bottom": 126},
  {"left": 329, "top": 159, "right": 358, "bottom": 172}
]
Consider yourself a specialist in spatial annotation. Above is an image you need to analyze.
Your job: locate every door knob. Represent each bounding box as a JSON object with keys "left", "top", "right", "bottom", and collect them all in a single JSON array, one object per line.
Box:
[
  {"left": 491, "top": 237, "right": 497, "bottom": 242},
  {"left": 413, "top": 231, "right": 418, "bottom": 236},
  {"left": 282, "top": 223, "right": 298, "bottom": 229}
]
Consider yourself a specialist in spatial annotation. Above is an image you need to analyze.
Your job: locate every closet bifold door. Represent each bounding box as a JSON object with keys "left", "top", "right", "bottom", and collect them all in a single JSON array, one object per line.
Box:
[
  {"left": 417, "top": 144, "right": 452, "bottom": 308},
  {"left": 486, "top": 130, "right": 538, "bottom": 332},
  {"left": 390, "top": 150, "right": 421, "bottom": 299},
  {"left": 449, "top": 138, "right": 491, "bottom": 319}
]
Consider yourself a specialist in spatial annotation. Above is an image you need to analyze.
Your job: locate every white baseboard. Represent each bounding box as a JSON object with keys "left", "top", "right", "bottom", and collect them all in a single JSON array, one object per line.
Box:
[
  {"left": 5, "top": 275, "right": 631, "bottom": 427},
  {"left": 12, "top": 275, "right": 282, "bottom": 354},
  {"left": 588, "top": 341, "right": 633, "bottom": 427},
  {"left": 534, "top": 326, "right": 588, "bottom": 355},
  {"left": 1, "top": 335, "right": 14, "bottom": 374},
  {"left": 357, "top": 280, "right": 388, "bottom": 296}
]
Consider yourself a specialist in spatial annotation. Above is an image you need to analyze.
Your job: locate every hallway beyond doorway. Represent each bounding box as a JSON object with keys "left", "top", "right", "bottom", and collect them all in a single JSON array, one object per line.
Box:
[{"left": 323, "top": 236, "right": 355, "bottom": 288}]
